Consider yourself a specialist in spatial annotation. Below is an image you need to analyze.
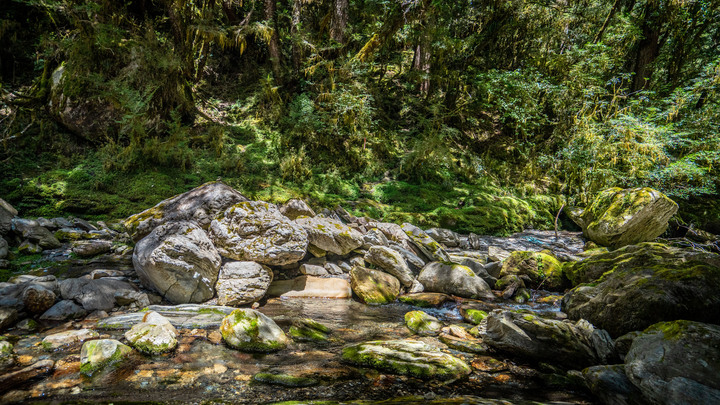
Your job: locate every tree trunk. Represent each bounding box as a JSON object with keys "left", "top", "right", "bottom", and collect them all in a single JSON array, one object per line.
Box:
[
  {"left": 412, "top": 39, "right": 431, "bottom": 95},
  {"left": 265, "top": 0, "right": 282, "bottom": 79},
  {"left": 291, "top": 0, "right": 302, "bottom": 74},
  {"left": 631, "top": 0, "right": 661, "bottom": 92},
  {"left": 594, "top": 0, "right": 621, "bottom": 44},
  {"left": 330, "top": 0, "right": 349, "bottom": 44}
]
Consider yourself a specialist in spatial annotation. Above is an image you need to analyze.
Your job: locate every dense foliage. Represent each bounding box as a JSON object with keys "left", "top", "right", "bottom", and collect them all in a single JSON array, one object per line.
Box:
[{"left": 1, "top": 0, "right": 719, "bottom": 232}]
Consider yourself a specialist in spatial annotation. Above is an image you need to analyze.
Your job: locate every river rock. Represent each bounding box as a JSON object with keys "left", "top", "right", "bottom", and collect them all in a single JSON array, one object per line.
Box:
[
  {"left": 398, "top": 292, "right": 452, "bottom": 308},
  {"left": 488, "top": 246, "right": 511, "bottom": 262},
  {"left": 405, "top": 311, "right": 443, "bottom": 336},
  {"left": 60, "top": 277, "right": 138, "bottom": 311},
  {"left": 80, "top": 339, "right": 132, "bottom": 376},
  {"left": 561, "top": 243, "right": 720, "bottom": 337},
  {"left": 0, "top": 307, "right": 18, "bottom": 331},
  {"left": 300, "top": 263, "right": 329, "bottom": 276},
  {"left": 582, "top": 364, "right": 645, "bottom": 405},
  {"left": 364, "top": 246, "right": 414, "bottom": 287},
  {"left": 342, "top": 340, "right": 471, "bottom": 380},
  {"left": 11, "top": 218, "right": 61, "bottom": 249},
  {"left": 216, "top": 261, "right": 273, "bottom": 306},
  {"left": 54, "top": 227, "right": 86, "bottom": 241},
  {"left": 267, "top": 276, "right": 352, "bottom": 298},
  {"left": 483, "top": 311, "right": 615, "bottom": 368},
  {"left": 0, "top": 198, "right": 17, "bottom": 235},
  {"left": 417, "top": 262, "right": 494, "bottom": 300},
  {"left": 22, "top": 284, "right": 56, "bottom": 314},
  {"left": 401, "top": 223, "right": 451, "bottom": 262},
  {"left": 0, "top": 359, "right": 54, "bottom": 393},
  {"left": 0, "top": 341, "right": 13, "bottom": 370},
  {"left": 40, "top": 300, "right": 88, "bottom": 320},
  {"left": 220, "top": 308, "right": 289, "bottom": 352},
  {"left": 426, "top": 228, "right": 461, "bottom": 247},
  {"left": 125, "top": 311, "right": 178, "bottom": 354},
  {"left": 454, "top": 257, "right": 497, "bottom": 288},
  {"left": 362, "top": 228, "right": 389, "bottom": 249},
  {"left": 99, "top": 304, "right": 235, "bottom": 330},
  {"left": 42, "top": 329, "right": 99, "bottom": 350},
  {"left": 296, "top": 216, "right": 364, "bottom": 255},
  {"left": 133, "top": 221, "right": 221, "bottom": 304},
  {"left": 209, "top": 201, "right": 308, "bottom": 266},
  {"left": 624, "top": 320, "right": 720, "bottom": 404},
  {"left": 499, "top": 250, "right": 566, "bottom": 290},
  {"left": 72, "top": 240, "right": 113, "bottom": 257},
  {"left": 289, "top": 318, "right": 331, "bottom": 342},
  {"left": 570, "top": 187, "right": 678, "bottom": 249},
  {"left": 350, "top": 266, "right": 400, "bottom": 305},
  {"left": 124, "top": 181, "right": 248, "bottom": 241},
  {"left": 279, "top": 199, "right": 316, "bottom": 220},
  {"left": 114, "top": 290, "right": 151, "bottom": 308}
]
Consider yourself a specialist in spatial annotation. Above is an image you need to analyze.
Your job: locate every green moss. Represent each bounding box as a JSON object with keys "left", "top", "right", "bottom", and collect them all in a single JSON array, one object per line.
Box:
[
  {"left": 464, "top": 309, "right": 488, "bottom": 325},
  {"left": 252, "top": 372, "right": 318, "bottom": 387},
  {"left": 645, "top": 320, "right": 693, "bottom": 341}
]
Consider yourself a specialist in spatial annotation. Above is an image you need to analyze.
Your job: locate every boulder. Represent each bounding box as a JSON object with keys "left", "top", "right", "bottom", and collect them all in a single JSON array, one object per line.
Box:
[
  {"left": 570, "top": 187, "right": 678, "bottom": 249},
  {"left": 11, "top": 218, "right": 61, "bottom": 249},
  {"left": 40, "top": 300, "right": 87, "bottom": 321},
  {"left": 483, "top": 311, "right": 615, "bottom": 368},
  {"left": 209, "top": 201, "right": 308, "bottom": 266},
  {"left": 279, "top": 199, "right": 316, "bottom": 220},
  {"left": 220, "top": 308, "right": 289, "bottom": 352},
  {"left": 426, "top": 228, "right": 461, "bottom": 247},
  {"left": 215, "top": 261, "right": 273, "bottom": 306},
  {"left": 18, "top": 240, "right": 42, "bottom": 254},
  {"left": 417, "top": 262, "right": 494, "bottom": 300},
  {"left": 295, "top": 216, "right": 364, "bottom": 256},
  {"left": 561, "top": 243, "right": 720, "bottom": 337},
  {"left": 405, "top": 311, "right": 443, "bottom": 336},
  {"left": 114, "top": 291, "right": 151, "bottom": 308},
  {"left": 267, "top": 276, "right": 352, "bottom": 299},
  {"left": 299, "top": 263, "right": 329, "bottom": 276},
  {"left": 350, "top": 266, "right": 400, "bottom": 305},
  {"left": 398, "top": 292, "right": 452, "bottom": 308},
  {"left": 42, "top": 329, "right": 99, "bottom": 350},
  {"left": 80, "top": 339, "right": 132, "bottom": 376},
  {"left": 124, "top": 181, "right": 248, "bottom": 241},
  {"left": 401, "top": 223, "right": 451, "bottom": 262},
  {"left": 60, "top": 277, "right": 138, "bottom": 311},
  {"left": 288, "top": 318, "right": 331, "bottom": 342},
  {"left": 22, "top": 284, "right": 56, "bottom": 314},
  {"left": 488, "top": 246, "right": 511, "bottom": 262},
  {"left": 0, "top": 198, "right": 17, "bottom": 235},
  {"left": 0, "top": 307, "right": 18, "bottom": 331},
  {"left": 364, "top": 246, "right": 414, "bottom": 287},
  {"left": 624, "top": 320, "right": 720, "bottom": 404},
  {"left": 454, "top": 257, "right": 497, "bottom": 288},
  {"left": 499, "top": 250, "right": 566, "bottom": 291},
  {"left": 133, "top": 221, "right": 221, "bottom": 304},
  {"left": 362, "top": 228, "right": 389, "bottom": 249},
  {"left": 0, "top": 236, "right": 7, "bottom": 260},
  {"left": 367, "top": 222, "right": 412, "bottom": 247},
  {"left": 125, "top": 311, "right": 178, "bottom": 355},
  {"left": 72, "top": 240, "right": 113, "bottom": 257},
  {"left": 582, "top": 365, "right": 645, "bottom": 405},
  {"left": 342, "top": 340, "right": 471, "bottom": 380}
]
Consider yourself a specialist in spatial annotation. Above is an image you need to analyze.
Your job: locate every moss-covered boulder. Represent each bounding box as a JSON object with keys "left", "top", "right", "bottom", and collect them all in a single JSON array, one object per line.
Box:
[
  {"left": 295, "top": 216, "right": 364, "bottom": 256},
  {"left": 483, "top": 311, "right": 616, "bottom": 368},
  {"left": 124, "top": 181, "right": 248, "bottom": 241},
  {"left": 404, "top": 311, "right": 443, "bottom": 336},
  {"left": 570, "top": 187, "right": 678, "bottom": 249},
  {"left": 499, "top": 250, "right": 567, "bottom": 291},
  {"left": 133, "top": 221, "right": 221, "bottom": 304},
  {"left": 401, "top": 223, "right": 451, "bottom": 262},
  {"left": 209, "top": 201, "right": 308, "bottom": 266},
  {"left": 417, "top": 262, "right": 494, "bottom": 300},
  {"left": 220, "top": 308, "right": 289, "bottom": 352},
  {"left": 342, "top": 340, "right": 471, "bottom": 380},
  {"left": 624, "top": 320, "right": 720, "bottom": 404},
  {"left": 0, "top": 340, "right": 15, "bottom": 370},
  {"left": 288, "top": 318, "right": 331, "bottom": 342},
  {"left": 364, "top": 246, "right": 414, "bottom": 287},
  {"left": 80, "top": 339, "right": 132, "bottom": 376},
  {"left": 461, "top": 309, "right": 488, "bottom": 325},
  {"left": 561, "top": 243, "right": 720, "bottom": 337},
  {"left": 350, "top": 266, "right": 400, "bottom": 305},
  {"left": 124, "top": 311, "right": 178, "bottom": 355}
]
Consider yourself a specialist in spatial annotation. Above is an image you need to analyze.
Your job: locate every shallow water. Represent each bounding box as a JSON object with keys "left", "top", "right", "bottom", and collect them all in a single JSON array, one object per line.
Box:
[{"left": 4, "top": 295, "right": 591, "bottom": 405}]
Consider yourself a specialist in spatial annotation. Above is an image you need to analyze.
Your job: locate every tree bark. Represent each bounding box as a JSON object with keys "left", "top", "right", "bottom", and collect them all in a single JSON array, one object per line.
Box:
[
  {"left": 264, "top": 0, "right": 282, "bottom": 79},
  {"left": 631, "top": 0, "right": 661, "bottom": 92},
  {"left": 330, "top": 0, "right": 349, "bottom": 44},
  {"left": 291, "top": 0, "right": 302, "bottom": 73}
]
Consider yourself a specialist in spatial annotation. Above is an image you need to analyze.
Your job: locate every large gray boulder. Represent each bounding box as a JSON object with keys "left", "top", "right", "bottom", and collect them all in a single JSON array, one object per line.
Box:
[
  {"left": 624, "top": 320, "right": 720, "bottom": 404},
  {"left": 133, "top": 221, "right": 221, "bottom": 304},
  {"left": 279, "top": 199, "right": 316, "bottom": 220},
  {"left": 60, "top": 278, "right": 137, "bottom": 311},
  {"left": 124, "top": 181, "right": 248, "bottom": 241},
  {"left": 208, "top": 201, "right": 307, "bottom": 266},
  {"left": 350, "top": 266, "right": 401, "bottom": 305},
  {"left": 364, "top": 246, "right": 414, "bottom": 287},
  {"left": 0, "top": 197, "right": 18, "bottom": 235},
  {"left": 582, "top": 365, "right": 645, "bottom": 405},
  {"left": 569, "top": 187, "right": 678, "bottom": 249},
  {"left": 295, "top": 216, "right": 364, "bottom": 255},
  {"left": 216, "top": 261, "right": 273, "bottom": 306},
  {"left": 11, "top": 218, "right": 61, "bottom": 249},
  {"left": 483, "top": 311, "right": 615, "bottom": 368},
  {"left": 417, "top": 262, "right": 494, "bottom": 300},
  {"left": 401, "top": 223, "right": 451, "bottom": 262},
  {"left": 562, "top": 243, "right": 720, "bottom": 337}
]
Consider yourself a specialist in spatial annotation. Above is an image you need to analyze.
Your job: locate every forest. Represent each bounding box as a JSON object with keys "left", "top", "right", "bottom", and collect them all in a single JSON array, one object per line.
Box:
[{"left": 1, "top": 0, "right": 719, "bottom": 235}]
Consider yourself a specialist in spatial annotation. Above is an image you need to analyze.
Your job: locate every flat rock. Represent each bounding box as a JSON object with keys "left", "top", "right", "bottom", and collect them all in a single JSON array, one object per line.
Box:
[
  {"left": 0, "top": 359, "right": 54, "bottom": 393},
  {"left": 42, "top": 329, "right": 100, "bottom": 350},
  {"left": 267, "top": 276, "right": 352, "bottom": 299},
  {"left": 60, "top": 277, "right": 138, "bottom": 311},
  {"left": 98, "top": 304, "right": 237, "bottom": 329},
  {"left": 398, "top": 292, "right": 452, "bottom": 308}
]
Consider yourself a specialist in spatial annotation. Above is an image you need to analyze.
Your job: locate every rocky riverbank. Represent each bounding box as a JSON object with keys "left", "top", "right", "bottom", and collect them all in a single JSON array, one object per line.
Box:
[{"left": 0, "top": 183, "right": 719, "bottom": 404}]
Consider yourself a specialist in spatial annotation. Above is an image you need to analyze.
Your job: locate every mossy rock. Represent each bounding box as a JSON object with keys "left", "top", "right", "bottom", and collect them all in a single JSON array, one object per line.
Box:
[
  {"left": 289, "top": 318, "right": 331, "bottom": 342},
  {"left": 404, "top": 311, "right": 443, "bottom": 336},
  {"left": 350, "top": 266, "right": 400, "bottom": 305},
  {"left": 462, "top": 309, "right": 488, "bottom": 325},
  {"left": 342, "top": 340, "right": 471, "bottom": 380},
  {"left": 500, "top": 250, "right": 567, "bottom": 291},
  {"left": 398, "top": 293, "right": 452, "bottom": 308},
  {"left": 220, "top": 308, "right": 289, "bottom": 352},
  {"left": 80, "top": 339, "right": 132, "bottom": 376}
]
